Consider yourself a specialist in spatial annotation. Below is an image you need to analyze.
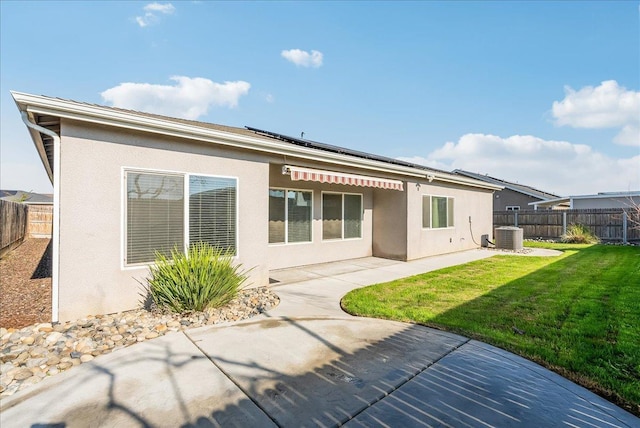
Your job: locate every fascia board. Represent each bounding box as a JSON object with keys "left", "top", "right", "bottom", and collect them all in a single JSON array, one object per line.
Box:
[
  {"left": 434, "top": 175, "right": 503, "bottom": 191},
  {"left": 23, "top": 103, "right": 428, "bottom": 179},
  {"left": 569, "top": 193, "right": 640, "bottom": 200},
  {"left": 528, "top": 198, "right": 570, "bottom": 206},
  {"left": 12, "top": 93, "right": 53, "bottom": 181},
  {"left": 22, "top": 112, "right": 54, "bottom": 182},
  {"left": 13, "top": 91, "right": 501, "bottom": 190}
]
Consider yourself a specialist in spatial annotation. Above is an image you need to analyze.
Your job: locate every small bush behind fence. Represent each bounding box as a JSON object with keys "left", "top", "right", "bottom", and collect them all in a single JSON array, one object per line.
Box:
[
  {"left": 0, "top": 200, "right": 29, "bottom": 257},
  {"left": 494, "top": 208, "right": 640, "bottom": 243}
]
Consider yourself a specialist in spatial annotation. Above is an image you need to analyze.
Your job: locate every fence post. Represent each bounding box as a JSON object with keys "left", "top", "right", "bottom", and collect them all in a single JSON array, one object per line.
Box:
[
  {"left": 623, "top": 211, "right": 628, "bottom": 244},
  {"left": 562, "top": 211, "right": 567, "bottom": 236},
  {"left": 514, "top": 211, "right": 518, "bottom": 228}
]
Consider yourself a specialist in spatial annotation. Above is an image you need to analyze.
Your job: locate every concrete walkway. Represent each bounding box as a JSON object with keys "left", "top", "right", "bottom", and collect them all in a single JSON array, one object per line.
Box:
[{"left": 2, "top": 249, "right": 638, "bottom": 427}]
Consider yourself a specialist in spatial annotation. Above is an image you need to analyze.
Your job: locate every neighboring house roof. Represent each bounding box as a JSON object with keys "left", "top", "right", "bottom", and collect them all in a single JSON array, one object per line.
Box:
[
  {"left": 453, "top": 170, "right": 559, "bottom": 200},
  {"left": 0, "top": 190, "right": 53, "bottom": 204},
  {"left": 11, "top": 91, "right": 502, "bottom": 192},
  {"left": 529, "top": 191, "right": 640, "bottom": 209}
]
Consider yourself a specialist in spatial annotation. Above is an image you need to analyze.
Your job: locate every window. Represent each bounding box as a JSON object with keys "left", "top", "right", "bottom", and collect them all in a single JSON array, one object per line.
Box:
[
  {"left": 506, "top": 206, "right": 520, "bottom": 211},
  {"left": 322, "top": 193, "right": 362, "bottom": 240},
  {"left": 422, "top": 195, "right": 454, "bottom": 229},
  {"left": 269, "top": 189, "right": 312, "bottom": 244},
  {"left": 189, "top": 175, "right": 237, "bottom": 253},
  {"left": 125, "top": 170, "right": 237, "bottom": 265}
]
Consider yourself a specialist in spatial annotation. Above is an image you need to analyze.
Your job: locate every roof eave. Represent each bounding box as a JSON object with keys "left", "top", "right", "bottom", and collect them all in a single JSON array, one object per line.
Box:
[
  {"left": 11, "top": 94, "right": 54, "bottom": 183},
  {"left": 11, "top": 91, "right": 501, "bottom": 191}
]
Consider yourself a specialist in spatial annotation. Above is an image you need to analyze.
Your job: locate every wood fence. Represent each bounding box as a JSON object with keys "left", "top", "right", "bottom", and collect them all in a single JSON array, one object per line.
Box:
[
  {"left": 0, "top": 200, "right": 29, "bottom": 258},
  {"left": 494, "top": 209, "right": 640, "bottom": 242},
  {"left": 28, "top": 204, "right": 53, "bottom": 238}
]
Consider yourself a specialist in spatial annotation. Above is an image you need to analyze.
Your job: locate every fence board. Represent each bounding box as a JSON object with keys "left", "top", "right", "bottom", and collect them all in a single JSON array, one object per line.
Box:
[
  {"left": 0, "top": 200, "right": 29, "bottom": 257},
  {"left": 494, "top": 208, "right": 640, "bottom": 242},
  {"left": 28, "top": 205, "right": 53, "bottom": 238}
]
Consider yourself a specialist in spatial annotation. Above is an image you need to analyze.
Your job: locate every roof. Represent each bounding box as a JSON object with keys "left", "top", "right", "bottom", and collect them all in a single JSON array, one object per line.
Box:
[
  {"left": 11, "top": 91, "right": 502, "bottom": 192},
  {"left": 0, "top": 190, "right": 53, "bottom": 204},
  {"left": 453, "top": 170, "right": 560, "bottom": 200},
  {"left": 529, "top": 191, "right": 640, "bottom": 208}
]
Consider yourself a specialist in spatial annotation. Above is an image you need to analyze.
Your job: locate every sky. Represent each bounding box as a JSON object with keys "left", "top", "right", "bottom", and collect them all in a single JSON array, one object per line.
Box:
[{"left": 1, "top": 1, "right": 638, "bottom": 196}]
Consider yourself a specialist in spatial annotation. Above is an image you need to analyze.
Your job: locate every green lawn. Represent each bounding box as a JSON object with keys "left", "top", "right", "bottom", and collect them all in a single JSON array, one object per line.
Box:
[{"left": 341, "top": 243, "right": 640, "bottom": 415}]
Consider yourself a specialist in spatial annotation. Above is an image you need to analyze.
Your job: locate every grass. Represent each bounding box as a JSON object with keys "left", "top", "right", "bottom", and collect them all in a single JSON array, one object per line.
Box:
[{"left": 341, "top": 242, "right": 640, "bottom": 415}]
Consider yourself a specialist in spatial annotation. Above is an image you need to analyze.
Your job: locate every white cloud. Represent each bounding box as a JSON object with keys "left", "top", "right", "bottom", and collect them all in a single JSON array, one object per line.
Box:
[
  {"left": 281, "top": 49, "right": 323, "bottom": 68},
  {"left": 552, "top": 80, "right": 640, "bottom": 146},
  {"left": 399, "top": 133, "right": 640, "bottom": 195},
  {"left": 136, "top": 2, "right": 175, "bottom": 27},
  {"left": 144, "top": 2, "right": 175, "bottom": 13},
  {"left": 101, "top": 76, "right": 251, "bottom": 120}
]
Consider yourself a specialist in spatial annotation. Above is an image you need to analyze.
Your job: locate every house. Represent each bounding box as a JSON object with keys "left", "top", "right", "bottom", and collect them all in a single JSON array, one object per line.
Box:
[
  {"left": 528, "top": 191, "right": 640, "bottom": 210},
  {"left": 12, "top": 91, "right": 501, "bottom": 322},
  {"left": 0, "top": 190, "right": 53, "bottom": 205},
  {"left": 453, "top": 170, "right": 563, "bottom": 211}
]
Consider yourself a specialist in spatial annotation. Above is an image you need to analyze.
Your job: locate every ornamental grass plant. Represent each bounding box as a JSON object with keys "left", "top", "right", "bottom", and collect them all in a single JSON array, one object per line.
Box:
[
  {"left": 147, "top": 242, "right": 249, "bottom": 313},
  {"left": 561, "top": 223, "right": 600, "bottom": 244}
]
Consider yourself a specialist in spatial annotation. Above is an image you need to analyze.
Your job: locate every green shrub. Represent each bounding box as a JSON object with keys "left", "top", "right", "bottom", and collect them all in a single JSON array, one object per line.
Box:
[
  {"left": 561, "top": 223, "right": 600, "bottom": 244},
  {"left": 147, "top": 242, "right": 249, "bottom": 313}
]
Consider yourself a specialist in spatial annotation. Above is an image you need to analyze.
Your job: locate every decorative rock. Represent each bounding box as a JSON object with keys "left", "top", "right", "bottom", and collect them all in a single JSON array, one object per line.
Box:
[
  {"left": 0, "top": 286, "right": 279, "bottom": 399},
  {"left": 21, "top": 336, "right": 35, "bottom": 346},
  {"left": 45, "top": 332, "right": 63, "bottom": 344},
  {"left": 46, "top": 356, "right": 60, "bottom": 366},
  {"left": 29, "top": 346, "right": 47, "bottom": 358},
  {"left": 13, "top": 368, "right": 34, "bottom": 381},
  {"left": 25, "top": 358, "right": 48, "bottom": 369},
  {"left": 57, "top": 362, "right": 72, "bottom": 370}
]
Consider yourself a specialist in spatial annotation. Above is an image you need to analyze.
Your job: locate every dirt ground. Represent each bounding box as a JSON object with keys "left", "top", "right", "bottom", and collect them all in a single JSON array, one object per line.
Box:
[{"left": 0, "top": 238, "right": 52, "bottom": 329}]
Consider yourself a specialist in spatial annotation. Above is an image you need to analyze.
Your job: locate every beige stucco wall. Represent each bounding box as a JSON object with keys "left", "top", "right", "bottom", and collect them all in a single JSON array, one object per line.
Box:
[
  {"left": 57, "top": 120, "right": 270, "bottom": 321},
  {"left": 267, "top": 164, "right": 374, "bottom": 269},
  {"left": 406, "top": 180, "right": 494, "bottom": 260},
  {"left": 372, "top": 188, "right": 407, "bottom": 260},
  {"left": 54, "top": 119, "right": 495, "bottom": 321}
]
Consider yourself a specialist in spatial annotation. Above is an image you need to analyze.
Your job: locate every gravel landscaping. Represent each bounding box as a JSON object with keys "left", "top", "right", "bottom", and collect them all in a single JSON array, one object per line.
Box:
[
  {"left": 0, "top": 239, "right": 280, "bottom": 398},
  {"left": 0, "top": 287, "right": 279, "bottom": 398},
  {"left": 0, "top": 239, "right": 52, "bottom": 329}
]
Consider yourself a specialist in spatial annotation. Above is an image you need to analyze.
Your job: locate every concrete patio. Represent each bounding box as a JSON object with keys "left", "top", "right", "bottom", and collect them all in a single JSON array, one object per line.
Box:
[{"left": 1, "top": 249, "right": 637, "bottom": 427}]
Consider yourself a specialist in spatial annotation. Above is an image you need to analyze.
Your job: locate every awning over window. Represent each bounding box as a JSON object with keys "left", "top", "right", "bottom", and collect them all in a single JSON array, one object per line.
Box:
[{"left": 283, "top": 165, "right": 404, "bottom": 191}]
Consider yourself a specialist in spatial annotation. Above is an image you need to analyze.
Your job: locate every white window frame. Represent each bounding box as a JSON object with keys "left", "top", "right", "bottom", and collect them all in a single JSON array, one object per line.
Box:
[
  {"left": 122, "top": 167, "right": 239, "bottom": 268},
  {"left": 321, "top": 191, "right": 363, "bottom": 241},
  {"left": 422, "top": 194, "right": 455, "bottom": 230},
  {"left": 506, "top": 206, "right": 520, "bottom": 211},
  {"left": 268, "top": 187, "right": 314, "bottom": 245}
]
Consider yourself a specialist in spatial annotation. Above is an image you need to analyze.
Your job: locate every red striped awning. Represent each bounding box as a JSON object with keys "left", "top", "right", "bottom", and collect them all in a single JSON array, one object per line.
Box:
[{"left": 283, "top": 165, "right": 404, "bottom": 191}]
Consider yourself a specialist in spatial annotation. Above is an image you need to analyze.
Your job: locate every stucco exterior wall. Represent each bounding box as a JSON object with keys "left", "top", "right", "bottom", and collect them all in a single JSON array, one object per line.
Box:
[
  {"left": 493, "top": 189, "right": 542, "bottom": 211},
  {"left": 372, "top": 188, "right": 407, "bottom": 260},
  {"left": 267, "top": 164, "right": 374, "bottom": 269},
  {"left": 57, "top": 120, "right": 270, "bottom": 321},
  {"left": 406, "top": 181, "right": 494, "bottom": 260}
]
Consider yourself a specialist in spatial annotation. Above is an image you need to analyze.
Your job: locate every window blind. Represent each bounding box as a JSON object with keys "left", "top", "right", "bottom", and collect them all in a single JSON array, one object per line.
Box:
[
  {"left": 189, "top": 176, "right": 237, "bottom": 254},
  {"left": 126, "top": 172, "right": 184, "bottom": 264},
  {"left": 287, "top": 190, "right": 312, "bottom": 243},
  {"left": 344, "top": 194, "right": 362, "bottom": 239}
]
